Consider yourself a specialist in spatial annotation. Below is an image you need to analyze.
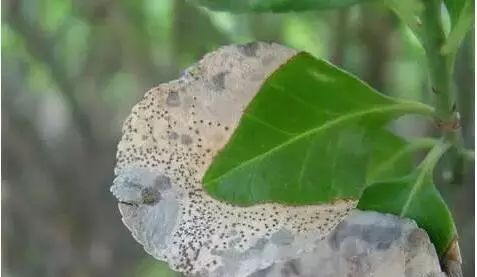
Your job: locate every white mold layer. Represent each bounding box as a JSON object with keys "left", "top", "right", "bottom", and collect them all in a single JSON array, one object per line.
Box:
[{"left": 111, "top": 42, "right": 356, "bottom": 276}]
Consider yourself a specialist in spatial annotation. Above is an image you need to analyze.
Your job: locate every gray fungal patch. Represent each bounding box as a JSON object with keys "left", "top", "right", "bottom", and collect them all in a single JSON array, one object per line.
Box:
[
  {"left": 252, "top": 210, "right": 444, "bottom": 277},
  {"left": 154, "top": 175, "right": 171, "bottom": 190},
  {"left": 112, "top": 42, "right": 357, "bottom": 276},
  {"left": 168, "top": 131, "right": 179, "bottom": 140},
  {"left": 111, "top": 176, "right": 143, "bottom": 205},
  {"left": 250, "top": 73, "right": 265, "bottom": 82},
  {"left": 251, "top": 238, "right": 268, "bottom": 251},
  {"left": 141, "top": 187, "right": 161, "bottom": 205},
  {"left": 329, "top": 221, "right": 402, "bottom": 251},
  {"left": 212, "top": 71, "right": 228, "bottom": 90},
  {"left": 166, "top": 90, "right": 181, "bottom": 107},
  {"left": 261, "top": 55, "right": 275, "bottom": 66},
  {"left": 270, "top": 229, "right": 294, "bottom": 246},
  {"left": 237, "top": 42, "right": 260, "bottom": 57},
  {"left": 180, "top": 134, "right": 193, "bottom": 145},
  {"left": 407, "top": 228, "right": 429, "bottom": 249}
]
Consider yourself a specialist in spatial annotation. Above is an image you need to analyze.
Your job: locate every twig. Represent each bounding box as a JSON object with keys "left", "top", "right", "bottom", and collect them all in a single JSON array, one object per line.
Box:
[{"left": 420, "top": 0, "right": 461, "bottom": 140}]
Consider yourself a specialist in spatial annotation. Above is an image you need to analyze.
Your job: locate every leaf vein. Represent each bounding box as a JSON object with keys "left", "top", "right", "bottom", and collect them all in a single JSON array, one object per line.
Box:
[
  {"left": 244, "top": 113, "right": 296, "bottom": 136},
  {"left": 205, "top": 104, "right": 414, "bottom": 185}
]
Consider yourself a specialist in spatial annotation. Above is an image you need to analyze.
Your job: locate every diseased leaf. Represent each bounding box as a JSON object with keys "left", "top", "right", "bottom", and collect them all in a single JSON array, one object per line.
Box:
[
  {"left": 111, "top": 43, "right": 361, "bottom": 276},
  {"left": 189, "top": 0, "right": 365, "bottom": 13},
  {"left": 358, "top": 142, "right": 458, "bottom": 256},
  {"left": 111, "top": 42, "right": 449, "bottom": 276},
  {"left": 203, "top": 52, "right": 433, "bottom": 205}
]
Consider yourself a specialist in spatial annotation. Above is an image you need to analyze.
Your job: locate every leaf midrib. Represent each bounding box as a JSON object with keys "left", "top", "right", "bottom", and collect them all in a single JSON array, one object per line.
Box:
[
  {"left": 399, "top": 140, "right": 451, "bottom": 217},
  {"left": 367, "top": 138, "right": 437, "bottom": 183},
  {"left": 399, "top": 168, "right": 428, "bottom": 217},
  {"left": 204, "top": 103, "right": 419, "bottom": 186}
]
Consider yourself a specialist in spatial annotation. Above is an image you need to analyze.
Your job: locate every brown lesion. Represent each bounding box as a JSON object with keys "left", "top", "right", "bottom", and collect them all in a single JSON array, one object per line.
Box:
[
  {"left": 442, "top": 239, "right": 463, "bottom": 277},
  {"left": 435, "top": 115, "right": 461, "bottom": 132}
]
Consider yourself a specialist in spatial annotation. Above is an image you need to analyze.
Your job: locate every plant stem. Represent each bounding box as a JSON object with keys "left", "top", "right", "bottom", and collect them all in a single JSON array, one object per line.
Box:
[
  {"left": 418, "top": 139, "right": 452, "bottom": 175},
  {"left": 441, "top": 0, "right": 474, "bottom": 55},
  {"left": 400, "top": 139, "right": 451, "bottom": 216},
  {"left": 420, "top": 0, "right": 461, "bottom": 142},
  {"left": 459, "top": 148, "right": 475, "bottom": 162}
]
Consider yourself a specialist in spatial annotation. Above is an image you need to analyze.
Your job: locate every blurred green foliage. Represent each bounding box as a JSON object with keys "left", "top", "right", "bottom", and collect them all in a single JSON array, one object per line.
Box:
[
  {"left": 2, "top": 0, "right": 474, "bottom": 276},
  {"left": 134, "top": 258, "right": 178, "bottom": 277}
]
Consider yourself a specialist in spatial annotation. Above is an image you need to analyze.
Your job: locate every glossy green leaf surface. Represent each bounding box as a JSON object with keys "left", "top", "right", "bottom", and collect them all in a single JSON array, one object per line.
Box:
[
  {"left": 203, "top": 52, "right": 432, "bottom": 205},
  {"left": 358, "top": 142, "right": 457, "bottom": 256},
  {"left": 386, "top": 0, "right": 424, "bottom": 32},
  {"left": 189, "top": 0, "right": 364, "bottom": 13},
  {"left": 367, "top": 138, "right": 437, "bottom": 184}
]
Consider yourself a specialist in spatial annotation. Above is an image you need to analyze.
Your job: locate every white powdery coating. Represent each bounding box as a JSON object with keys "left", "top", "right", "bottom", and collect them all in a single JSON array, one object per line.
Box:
[{"left": 111, "top": 42, "right": 356, "bottom": 276}]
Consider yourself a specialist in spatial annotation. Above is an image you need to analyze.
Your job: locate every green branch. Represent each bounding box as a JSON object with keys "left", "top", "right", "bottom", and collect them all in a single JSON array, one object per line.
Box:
[
  {"left": 400, "top": 139, "right": 451, "bottom": 216},
  {"left": 459, "top": 148, "right": 475, "bottom": 162},
  {"left": 419, "top": 0, "right": 462, "bottom": 143},
  {"left": 418, "top": 139, "right": 453, "bottom": 175},
  {"left": 441, "top": 0, "right": 474, "bottom": 55}
]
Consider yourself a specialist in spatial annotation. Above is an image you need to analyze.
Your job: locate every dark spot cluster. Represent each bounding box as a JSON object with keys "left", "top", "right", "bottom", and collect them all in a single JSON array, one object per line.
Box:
[
  {"left": 141, "top": 187, "right": 161, "bottom": 205},
  {"left": 211, "top": 71, "right": 228, "bottom": 90},
  {"left": 237, "top": 42, "right": 260, "bottom": 57}
]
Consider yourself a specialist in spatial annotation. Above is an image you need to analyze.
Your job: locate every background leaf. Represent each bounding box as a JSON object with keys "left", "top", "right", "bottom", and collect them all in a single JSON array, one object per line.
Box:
[
  {"left": 385, "top": 0, "right": 424, "bottom": 33},
  {"left": 203, "top": 52, "right": 432, "bottom": 205},
  {"left": 444, "top": 0, "right": 472, "bottom": 24},
  {"left": 366, "top": 137, "right": 437, "bottom": 183},
  {"left": 358, "top": 141, "right": 458, "bottom": 256},
  {"left": 358, "top": 174, "right": 457, "bottom": 256},
  {"left": 189, "top": 0, "right": 365, "bottom": 13},
  {"left": 441, "top": 0, "right": 474, "bottom": 54}
]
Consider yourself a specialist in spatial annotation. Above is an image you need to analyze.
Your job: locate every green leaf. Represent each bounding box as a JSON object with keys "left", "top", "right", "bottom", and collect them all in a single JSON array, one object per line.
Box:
[
  {"left": 441, "top": 0, "right": 474, "bottom": 54},
  {"left": 444, "top": 0, "right": 472, "bottom": 24},
  {"left": 386, "top": 0, "right": 424, "bottom": 33},
  {"left": 189, "top": 0, "right": 365, "bottom": 13},
  {"left": 358, "top": 141, "right": 457, "bottom": 256},
  {"left": 367, "top": 137, "right": 437, "bottom": 184},
  {"left": 203, "top": 52, "right": 433, "bottom": 205}
]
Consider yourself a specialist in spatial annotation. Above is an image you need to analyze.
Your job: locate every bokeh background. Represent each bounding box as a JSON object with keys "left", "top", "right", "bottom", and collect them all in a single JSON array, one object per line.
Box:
[{"left": 2, "top": 0, "right": 474, "bottom": 276}]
